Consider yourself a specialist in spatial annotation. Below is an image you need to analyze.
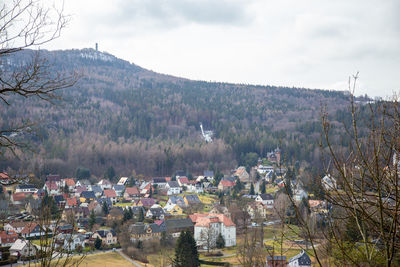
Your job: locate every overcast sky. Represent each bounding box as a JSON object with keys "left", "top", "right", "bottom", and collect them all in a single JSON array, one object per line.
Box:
[{"left": 44, "top": 0, "right": 400, "bottom": 97}]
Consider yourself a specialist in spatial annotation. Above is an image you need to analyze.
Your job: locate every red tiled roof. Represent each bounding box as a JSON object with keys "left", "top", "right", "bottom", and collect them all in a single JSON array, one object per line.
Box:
[
  {"left": 21, "top": 223, "right": 39, "bottom": 234},
  {"left": 12, "top": 192, "right": 26, "bottom": 201},
  {"left": 63, "top": 178, "right": 75, "bottom": 186},
  {"left": 178, "top": 177, "right": 190, "bottom": 184},
  {"left": 67, "top": 197, "right": 78, "bottom": 207},
  {"left": 219, "top": 180, "right": 235, "bottom": 187},
  {"left": 190, "top": 213, "right": 235, "bottom": 227},
  {"left": 104, "top": 189, "right": 117, "bottom": 198},
  {"left": 45, "top": 181, "right": 58, "bottom": 190},
  {"left": 0, "top": 230, "right": 18, "bottom": 243},
  {"left": 0, "top": 172, "right": 9, "bottom": 180},
  {"left": 125, "top": 187, "right": 139, "bottom": 195}
]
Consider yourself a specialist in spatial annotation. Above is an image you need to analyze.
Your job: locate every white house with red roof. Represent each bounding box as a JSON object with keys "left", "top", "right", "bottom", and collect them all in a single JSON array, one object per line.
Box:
[
  {"left": 43, "top": 181, "right": 60, "bottom": 195},
  {"left": 103, "top": 189, "right": 117, "bottom": 204},
  {"left": 189, "top": 213, "right": 236, "bottom": 249},
  {"left": 62, "top": 178, "right": 76, "bottom": 191},
  {"left": 177, "top": 177, "right": 190, "bottom": 187}
]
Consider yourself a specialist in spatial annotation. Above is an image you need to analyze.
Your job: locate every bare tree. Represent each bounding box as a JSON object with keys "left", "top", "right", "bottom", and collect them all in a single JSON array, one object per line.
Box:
[
  {"left": 286, "top": 74, "right": 400, "bottom": 266},
  {"left": 0, "top": 0, "right": 78, "bottom": 184}
]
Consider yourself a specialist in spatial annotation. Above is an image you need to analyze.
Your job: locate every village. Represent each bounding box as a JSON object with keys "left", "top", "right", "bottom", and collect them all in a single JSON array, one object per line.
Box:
[{"left": 0, "top": 148, "right": 335, "bottom": 266}]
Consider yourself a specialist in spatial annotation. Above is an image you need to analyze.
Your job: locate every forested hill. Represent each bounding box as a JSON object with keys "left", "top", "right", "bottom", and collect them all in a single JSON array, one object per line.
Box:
[{"left": 1, "top": 48, "right": 355, "bottom": 178}]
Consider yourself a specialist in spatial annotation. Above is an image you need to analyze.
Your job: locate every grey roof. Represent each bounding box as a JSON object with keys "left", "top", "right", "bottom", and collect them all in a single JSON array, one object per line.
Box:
[
  {"left": 153, "top": 177, "right": 166, "bottom": 184},
  {"left": 97, "top": 198, "right": 112, "bottom": 206},
  {"left": 96, "top": 229, "right": 116, "bottom": 238},
  {"left": 167, "top": 181, "right": 180, "bottom": 188},
  {"left": 259, "top": 194, "right": 274, "bottom": 200},
  {"left": 267, "top": 255, "right": 286, "bottom": 261},
  {"left": 16, "top": 184, "right": 37, "bottom": 189},
  {"left": 165, "top": 218, "right": 194, "bottom": 232},
  {"left": 288, "top": 250, "right": 311, "bottom": 265},
  {"left": 81, "top": 191, "right": 96, "bottom": 199},
  {"left": 91, "top": 185, "right": 103, "bottom": 193},
  {"left": 148, "top": 207, "right": 165, "bottom": 217},
  {"left": 168, "top": 196, "right": 185, "bottom": 206},
  {"left": 203, "top": 170, "right": 214, "bottom": 177},
  {"left": 184, "top": 194, "right": 201, "bottom": 204},
  {"left": 113, "top": 184, "right": 125, "bottom": 191},
  {"left": 129, "top": 222, "right": 166, "bottom": 235}
]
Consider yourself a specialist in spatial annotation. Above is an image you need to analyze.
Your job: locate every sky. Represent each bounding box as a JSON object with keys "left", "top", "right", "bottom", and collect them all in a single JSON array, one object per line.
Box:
[{"left": 44, "top": 0, "right": 400, "bottom": 97}]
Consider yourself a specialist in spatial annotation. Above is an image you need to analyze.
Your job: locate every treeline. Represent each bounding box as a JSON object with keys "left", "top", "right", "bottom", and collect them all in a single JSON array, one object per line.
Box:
[{"left": 0, "top": 49, "right": 366, "bottom": 178}]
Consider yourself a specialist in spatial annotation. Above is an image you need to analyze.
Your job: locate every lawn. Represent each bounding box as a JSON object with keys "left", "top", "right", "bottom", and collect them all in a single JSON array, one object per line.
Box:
[{"left": 23, "top": 251, "right": 135, "bottom": 267}]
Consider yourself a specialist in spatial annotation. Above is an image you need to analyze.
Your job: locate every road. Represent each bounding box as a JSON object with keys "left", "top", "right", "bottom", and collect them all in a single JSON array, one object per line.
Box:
[{"left": 117, "top": 250, "right": 144, "bottom": 267}]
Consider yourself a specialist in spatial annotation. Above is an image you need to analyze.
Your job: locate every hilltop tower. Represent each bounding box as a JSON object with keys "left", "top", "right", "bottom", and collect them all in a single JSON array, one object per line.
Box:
[{"left": 95, "top": 43, "right": 98, "bottom": 51}]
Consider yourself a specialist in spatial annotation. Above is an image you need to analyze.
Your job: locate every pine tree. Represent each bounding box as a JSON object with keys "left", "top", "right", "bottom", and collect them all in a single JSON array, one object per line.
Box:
[
  {"left": 138, "top": 208, "right": 144, "bottom": 222},
  {"left": 173, "top": 230, "right": 199, "bottom": 267},
  {"left": 261, "top": 180, "right": 266, "bottom": 194},
  {"left": 89, "top": 210, "right": 96, "bottom": 230},
  {"left": 94, "top": 236, "right": 102, "bottom": 250},
  {"left": 216, "top": 233, "right": 225, "bottom": 248},
  {"left": 102, "top": 201, "right": 109, "bottom": 215},
  {"left": 250, "top": 183, "right": 255, "bottom": 195}
]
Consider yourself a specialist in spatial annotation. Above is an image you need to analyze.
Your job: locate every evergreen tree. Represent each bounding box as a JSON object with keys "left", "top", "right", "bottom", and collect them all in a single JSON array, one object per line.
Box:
[
  {"left": 94, "top": 236, "right": 102, "bottom": 250},
  {"left": 216, "top": 233, "right": 225, "bottom": 248},
  {"left": 89, "top": 210, "right": 96, "bottom": 230},
  {"left": 261, "top": 180, "right": 266, "bottom": 194},
  {"left": 149, "top": 186, "right": 153, "bottom": 197},
  {"left": 250, "top": 183, "right": 255, "bottom": 195},
  {"left": 173, "top": 230, "right": 199, "bottom": 267},
  {"left": 105, "top": 166, "right": 116, "bottom": 182},
  {"left": 138, "top": 208, "right": 144, "bottom": 222},
  {"left": 102, "top": 201, "right": 109, "bottom": 215}
]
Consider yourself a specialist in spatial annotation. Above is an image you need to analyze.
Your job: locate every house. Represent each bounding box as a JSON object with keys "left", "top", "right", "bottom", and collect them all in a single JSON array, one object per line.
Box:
[
  {"left": 15, "top": 184, "right": 38, "bottom": 194},
  {"left": 62, "top": 179, "right": 76, "bottom": 191},
  {"left": 183, "top": 194, "right": 202, "bottom": 206},
  {"left": 107, "top": 207, "right": 124, "bottom": 221},
  {"left": 9, "top": 239, "right": 37, "bottom": 258},
  {"left": 257, "top": 165, "right": 274, "bottom": 175},
  {"left": 233, "top": 166, "right": 250, "bottom": 183},
  {"left": 165, "top": 218, "right": 194, "bottom": 237},
  {"left": 117, "top": 177, "right": 129, "bottom": 185},
  {"left": 167, "top": 196, "right": 186, "bottom": 208},
  {"left": 218, "top": 180, "right": 235, "bottom": 192},
  {"left": 43, "top": 181, "right": 59, "bottom": 195},
  {"left": 203, "top": 170, "right": 214, "bottom": 179},
  {"left": 46, "top": 174, "right": 62, "bottom": 187},
  {"left": 128, "top": 206, "right": 146, "bottom": 218},
  {"left": 187, "top": 182, "right": 204, "bottom": 194},
  {"left": 135, "top": 198, "right": 156, "bottom": 208},
  {"left": 177, "top": 177, "right": 190, "bottom": 187},
  {"left": 75, "top": 179, "right": 90, "bottom": 187},
  {"left": 112, "top": 184, "right": 125, "bottom": 197},
  {"left": 0, "top": 230, "right": 18, "bottom": 247},
  {"left": 97, "top": 179, "right": 112, "bottom": 190},
  {"left": 11, "top": 192, "right": 26, "bottom": 204},
  {"left": 57, "top": 224, "right": 74, "bottom": 234},
  {"left": 74, "top": 186, "right": 87, "bottom": 197},
  {"left": 103, "top": 189, "right": 117, "bottom": 204},
  {"left": 163, "top": 203, "right": 184, "bottom": 216},
  {"left": 266, "top": 255, "right": 287, "bottom": 267},
  {"left": 288, "top": 250, "right": 311, "bottom": 267},
  {"left": 124, "top": 187, "right": 140, "bottom": 199},
  {"left": 146, "top": 207, "right": 165, "bottom": 220},
  {"left": 0, "top": 172, "right": 10, "bottom": 184},
  {"left": 139, "top": 182, "right": 152, "bottom": 195},
  {"left": 55, "top": 233, "right": 85, "bottom": 251},
  {"left": 255, "top": 194, "right": 274, "bottom": 208},
  {"left": 293, "top": 186, "right": 308, "bottom": 202},
  {"left": 88, "top": 200, "right": 103, "bottom": 215},
  {"left": 129, "top": 222, "right": 166, "bottom": 241},
  {"left": 308, "top": 200, "right": 328, "bottom": 214},
  {"left": 90, "top": 185, "right": 103, "bottom": 198},
  {"left": 4, "top": 221, "right": 29, "bottom": 234},
  {"left": 247, "top": 202, "right": 267, "bottom": 219},
  {"left": 54, "top": 194, "right": 66, "bottom": 208},
  {"left": 20, "top": 222, "right": 43, "bottom": 238},
  {"left": 322, "top": 175, "right": 337, "bottom": 191},
  {"left": 152, "top": 177, "right": 167, "bottom": 189},
  {"left": 66, "top": 197, "right": 79, "bottom": 208},
  {"left": 62, "top": 207, "right": 89, "bottom": 221},
  {"left": 165, "top": 181, "right": 181, "bottom": 195},
  {"left": 80, "top": 191, "right": 96, "bottom": 203},
  {"left": 92, "top": 229, "right": 117, "bottom": 246},
  {"left": 190, "top": 213, "right": 236, "bottom": 249}
]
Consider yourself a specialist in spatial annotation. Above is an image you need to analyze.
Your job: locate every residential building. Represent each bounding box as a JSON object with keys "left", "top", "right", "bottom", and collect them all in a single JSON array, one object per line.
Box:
[
  {"left": 218, "top": 180, "right": 235, "bottom": 192},
  {"left": 124, "top": 186, "right": 140, "bottom": 199},
  {"left": 15, "top": 184, "right": 37, "bottom": 194},
  {"left": 9, "top": 239, "right": 37, "bottom": 258},
  {"left": 112, "top": 184, "right": 125, "bottom": 197},
  {"left": 322, "top": 175, "right": 337, "bottom": 191},
  {"left": 129, "top": 222, "right": 166, "bottom": 241},
  {"left": 190, "top": 213, "right": 236, "bottom": 249},
  {"left": 97, "top": 179, "right": 112, "bottom": 190},
  {"left": 165, "top": 218, "right": 194, "bottom": 237},
  {"left": 62, "top": 179, "right": 76, "bottom": 191},
  {"left": 0, "top": 230, "right": 18, "bottom": 247},
  {"left": 233, "top": 166, "right": 250, "bottom": 183},
  {"left": 20, "top": 223, "right": 43, "bottom": 238},
  {"left": 166, "top": 181, "right": 181, "bottom": 195},
  {"left": 152, "top": 177, "right": 167, "bottom": 189},
  {"left": 184, "top": 194, "right": 202, "bottom": 206},
  {"left": 92, "top": 229, "right": 117, "bottom": 246},
  {"left": 4, "top": 222, "right": 29, "bottom": 234},
  {"left": 255, "top": 193, "right": 274, "bottom": 208},
  {"left": 117, "top": 177, "right": 129, "bottom": 185},
  {"left": 103, "top": 189, "right": 117, "bottom": 204},
  {"left": 288, "top": 250, "right": 312, "bottom": 267},
  {"left": 266, "top": 255, "right": 287, "bottom": 267},
  {"left": 146, "top": 207, "right": 165, "bottom": 220}
]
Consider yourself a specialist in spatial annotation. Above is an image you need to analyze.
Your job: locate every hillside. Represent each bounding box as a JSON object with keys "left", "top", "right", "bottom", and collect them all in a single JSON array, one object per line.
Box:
[{"left": 0, "top": 48, "right": 354, "bottom": 178}]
